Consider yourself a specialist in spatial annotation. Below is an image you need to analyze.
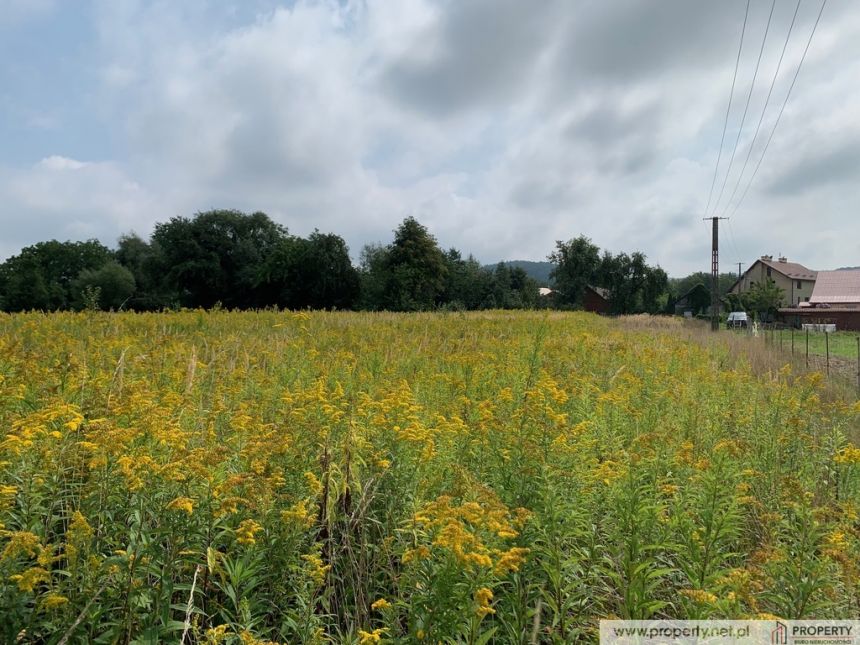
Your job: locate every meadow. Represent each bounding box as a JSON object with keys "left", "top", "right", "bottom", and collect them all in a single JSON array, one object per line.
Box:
[{"left": 0, "top": 310, "right": 859, "bottom": 643}]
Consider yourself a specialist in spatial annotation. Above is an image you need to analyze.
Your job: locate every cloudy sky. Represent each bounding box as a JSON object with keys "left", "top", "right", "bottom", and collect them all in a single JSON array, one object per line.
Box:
[{"left": 1, "top": 0, "right": 856, "bottom": 275}]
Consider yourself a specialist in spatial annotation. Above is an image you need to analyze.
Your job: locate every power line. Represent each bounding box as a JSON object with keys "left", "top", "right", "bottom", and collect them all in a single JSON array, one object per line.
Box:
[
  {"left": 720, "top": 0, "right": 804, "bottom": 218},
  {"left": 710, "top": 0, "right": 777, "bottom": 217},
  {"left": 730, "top": 0, "right": 827, "bottom": 218},
  {"left": 727, "top": 216, "right": 742, "bottom": 264},
  {"left": 703, "top": 0, "right": 751, "bottom": 218}
]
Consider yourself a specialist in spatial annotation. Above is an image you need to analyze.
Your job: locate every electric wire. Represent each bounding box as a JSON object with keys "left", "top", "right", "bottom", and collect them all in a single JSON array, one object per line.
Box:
[
  {"left": 703, "top": 0, "right": 751, "bottom": 218},
  {"left": 719, "top": 0, "right": 803, "bottom": 218},
  {"left": 710, "top": 0, "right": 777, "bottom": 217},
  {"left": 727, "top": 217, "right": 742, "bottom": 268},
  {"left": 730, "top": 0, "right": 826, "bottom": 218}
]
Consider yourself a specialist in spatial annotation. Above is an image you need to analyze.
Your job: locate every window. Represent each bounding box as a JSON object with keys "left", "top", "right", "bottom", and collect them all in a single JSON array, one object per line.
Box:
[
  {"left": 805, "top": 297, "right": 810, "bottom": 302},
  {"left": 766, "top": 266, "right": 772, "bottom": 277},
  {"left": 796, "top": 280, "right": 802, "bottom": 289}
]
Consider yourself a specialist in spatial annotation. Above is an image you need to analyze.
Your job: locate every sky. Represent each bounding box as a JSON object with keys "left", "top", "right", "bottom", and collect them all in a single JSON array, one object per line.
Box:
[{"left": 1, "top": 0, "right": 857, "bottom": 276}]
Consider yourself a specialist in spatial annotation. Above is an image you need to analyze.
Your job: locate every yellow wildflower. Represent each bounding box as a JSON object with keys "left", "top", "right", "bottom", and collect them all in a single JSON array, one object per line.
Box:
[
  {"left": 236, "top": 519, "right": 263, "bottom": 545},
  {"left": 475, "top": 587, "right": 495, "bottom": 619},
  {"left": 39, "top": 592, "right": 69, "bottom": 611},
  {"left": 834, "top": 446, "right": 860, "bottom": 465},
  {"left": 402, "top": 546, "right": 430, "bottom": 563},
  {"left": 1, "top": 531, "right": 41, "bottom": 561},
  {"left": 681, "top": 589, "right": 718, "bottom": 604},
  {"left": 166, "top": 497, "right": 195, "bottom": 515},
  {"left": 304, "top": 471, "right": 323, "bottom": 495},
  {"left": 9, "top": 566, "right": 49, "bottom": 592},
  {"left": 205, "top": 624, "right": 230, "bottom": 644},
  {"left": 301, "top": 552, "right": 331, "bottom": 586},
  {"left": 281, "top": 500, "right": 315, "bottom": 529},
  {"left": 358, "top": 628, "right": 386, "bottom": 644},
  {"left": 371, "top": 597, "right": 391, "bottom": 611},
  {"left": 495, "top": 546, "right": 529, "bottom": 575}
]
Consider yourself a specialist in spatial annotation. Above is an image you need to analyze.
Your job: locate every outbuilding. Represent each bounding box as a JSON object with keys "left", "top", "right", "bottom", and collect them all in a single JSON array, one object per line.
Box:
[{"left": 583, "top": 285, "right": 610, "bottom": 314}]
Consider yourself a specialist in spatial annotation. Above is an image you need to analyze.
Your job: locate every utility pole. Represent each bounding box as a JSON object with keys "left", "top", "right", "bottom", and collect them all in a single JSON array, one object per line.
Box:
[
  {"left": 704, "top": 217, "right": 728, "bottom": 331},
  {"left": 736, "top": 262, "right": 744, "bottom": 280}
]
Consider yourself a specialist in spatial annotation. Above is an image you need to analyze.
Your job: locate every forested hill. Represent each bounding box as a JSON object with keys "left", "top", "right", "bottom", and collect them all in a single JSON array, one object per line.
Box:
[{"left": 486, "top": 261, "right": 554, "bottom": 285}]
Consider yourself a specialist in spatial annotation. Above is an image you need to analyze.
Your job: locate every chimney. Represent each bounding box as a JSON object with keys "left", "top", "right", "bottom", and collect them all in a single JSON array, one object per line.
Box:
[
  {"left": 761, "top": 255, "right": 773, "bottom": 261},
  {"left": 778, "top": 256, "right": 787, "bottom": 263}
]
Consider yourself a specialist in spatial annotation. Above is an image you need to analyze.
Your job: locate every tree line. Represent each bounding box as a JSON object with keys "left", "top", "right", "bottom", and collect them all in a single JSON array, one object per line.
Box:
[{"left": 0, "top": 210, "right": 671, "bottom": 313}]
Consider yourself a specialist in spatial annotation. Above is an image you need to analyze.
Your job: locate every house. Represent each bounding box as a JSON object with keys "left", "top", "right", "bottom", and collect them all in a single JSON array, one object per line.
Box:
[
  {"left": 729, "top": 255, "right": 817, "bottom": 307},
  {"left": 673, "top": 283, "right": 710, "bottom": 316},
  {"left": 778, "top": 270, "right": 860, "bottom": 331},
  {"left": 583, "top": 285, "right": 610, "bottom": 314}
]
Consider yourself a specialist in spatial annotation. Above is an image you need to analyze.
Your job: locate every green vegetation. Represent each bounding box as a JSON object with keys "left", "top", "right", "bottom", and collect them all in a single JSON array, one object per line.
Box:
[
  {"left": 800, "top": 331, "right": 860, "bottom": 360},
  {"left": 0, "top": 311, "right": 858, "bottom": 642}
]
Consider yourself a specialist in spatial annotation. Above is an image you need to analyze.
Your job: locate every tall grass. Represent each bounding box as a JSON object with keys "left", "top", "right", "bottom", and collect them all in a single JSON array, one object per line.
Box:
[{"left": 0, "top": 310, "right": 858, "bottom": 643}]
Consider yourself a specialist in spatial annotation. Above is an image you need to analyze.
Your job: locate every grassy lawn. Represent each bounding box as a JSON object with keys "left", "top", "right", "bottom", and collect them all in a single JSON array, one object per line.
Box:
[
  {"left": 793, "top": 330, "right": 860, "bottom": 359},
  {"left": 725, "top": 327, "right": 860, "bottom": 359}
]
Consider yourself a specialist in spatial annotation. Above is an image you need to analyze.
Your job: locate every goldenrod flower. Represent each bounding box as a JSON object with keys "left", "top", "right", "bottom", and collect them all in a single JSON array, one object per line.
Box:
[
  {"left": 370, "top": 597, "right": 391, "bottom": 611},
  {"left": 236, "top": 519, "right": 263, "bottom": 545},
  {"left": 39, "top": 592, "right": 69, "bottom": 611},
  {"left": 166, "top": 497, "right": 194, "bottom": 515},
  {"left": 474, "top": 587, "right": 495, "bottom": 619},
  {"left": 358, "top": 628, "right": 386, "bottom": 644}
]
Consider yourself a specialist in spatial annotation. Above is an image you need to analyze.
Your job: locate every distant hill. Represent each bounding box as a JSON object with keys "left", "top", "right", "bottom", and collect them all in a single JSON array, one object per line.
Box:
[
  {"left": 837, "top": 266, "right": 860, "bottom": 271},
  {"left": 485, "top": 260, "right": 554, "bottom": 285}
]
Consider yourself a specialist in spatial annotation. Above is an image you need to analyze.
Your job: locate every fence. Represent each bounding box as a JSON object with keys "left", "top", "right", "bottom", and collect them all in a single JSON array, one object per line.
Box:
[{"left": 742, "top": 322, "right": 860, "bottom": 396}]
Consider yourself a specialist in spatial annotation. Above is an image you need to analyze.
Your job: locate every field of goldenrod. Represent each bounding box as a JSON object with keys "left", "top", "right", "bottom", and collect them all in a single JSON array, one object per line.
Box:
[{"left": 0, "top": 311, "right": 859, "bottom": 643}]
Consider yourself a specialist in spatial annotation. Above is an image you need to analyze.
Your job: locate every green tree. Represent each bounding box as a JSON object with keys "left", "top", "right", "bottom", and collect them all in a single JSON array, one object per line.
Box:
[
  {"left": 746, "top": 279, "right": 785, "bottom": 321},
  {"left": 358, "top": 244, "right": 390, "bottom": 311},
  {"left": 593, "top": 250, "right": 667, "bottom": 315},
  {"left": 440, "top": 249, "right": 488, "bottom": 310},
  {"left": 151, "top": 210, "right": 287, "bottom": 308},
  {"left": 0, "top": 240, "right": 113, "bottom": 311},
  {"left": 549, "top": 236, "right": 600, "bottom": 307},
  {"left": 259, "top": 231, "right": 359, "bottom": 310},
  {"left": 115, "top": 234, "right": 169, "bottom": 310},
  {"left": 481, "top": 263, "right": 539, "bottom": 310},
  {"left": 72, "top": 261, "right": 136, "bottom": 310},
  {"left": 380, "top": 217, "right": 448, "bottom": 311}
]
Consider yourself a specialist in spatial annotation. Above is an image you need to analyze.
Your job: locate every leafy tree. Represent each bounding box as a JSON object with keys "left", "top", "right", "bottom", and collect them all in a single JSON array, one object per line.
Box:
[
  {"left": 548, "top": 236, "right": 600, "bottom": 307},
  {"left": 377, "top": 217, "right": 448, "bottom": 311},
  {"left": 722, "top": 291, "right": 746, "bottom": 313},
  {"left": 746, "top": 279, "right": 785, "bottom": 321},
  {"left": 441, "top": 250, "right": 491, "bottom": 310},
  {"left": 115, "top": 234, "right": 169, "bottom": 310},
  {"left": 482, "top": 263, "right": 538, "bottom": 309},
  {"left": 358, "top": 244, "right": 390, "bottom": 311},
  {"left": 72, "top": 261, "right": 136, "bottom": 310},
  {"left": 593, "top": 250, "right": 667, "bottom": 314},
  {"left": 0, "top": 240, "right": 113, "bottom": 311},
  {"left": 151, "top": 210, "right": 287, "bottom": 308},
  {"left": 259, "top": 231, "right": 359, "bottom": 310},
  {"left": 669, "top": 272, "right": 737, "bottom": 301}
]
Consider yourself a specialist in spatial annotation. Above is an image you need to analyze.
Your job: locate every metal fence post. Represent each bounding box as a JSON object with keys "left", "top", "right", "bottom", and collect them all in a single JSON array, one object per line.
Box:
[
  {"left": 826, "top": 331, "right": 830, "bottom": 377},
  {"left": 791, "top": 328, "right": 795, "bottom": 356},
  {"left": 806, "top": 329, "right": 809, "bottom": 368}
]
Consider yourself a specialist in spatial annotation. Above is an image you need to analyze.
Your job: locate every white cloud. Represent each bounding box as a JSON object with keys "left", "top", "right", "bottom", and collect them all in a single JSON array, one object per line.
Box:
[
  {"left": 0, "top": 156, "right": 162, "bottom": 259},
  {"left": 2, "top": 0, "right": 859, "bottom": 274}
]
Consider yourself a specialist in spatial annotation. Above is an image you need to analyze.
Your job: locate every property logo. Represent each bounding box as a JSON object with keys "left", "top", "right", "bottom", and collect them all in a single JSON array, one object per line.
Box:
[{"left": 772, "top": 621, "right": 788, "bottom": 645}]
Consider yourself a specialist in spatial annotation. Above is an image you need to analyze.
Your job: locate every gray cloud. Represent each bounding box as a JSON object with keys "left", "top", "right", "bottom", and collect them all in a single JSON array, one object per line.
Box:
[
  {"left": 380, "top": 0, "right": 561, "bottom": 116},
  {"left": 1, "top": 0, "right": 859, "bottom": 277},
  {"left": 767, "top": 139, "right": 860, "bottom": 195}
]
